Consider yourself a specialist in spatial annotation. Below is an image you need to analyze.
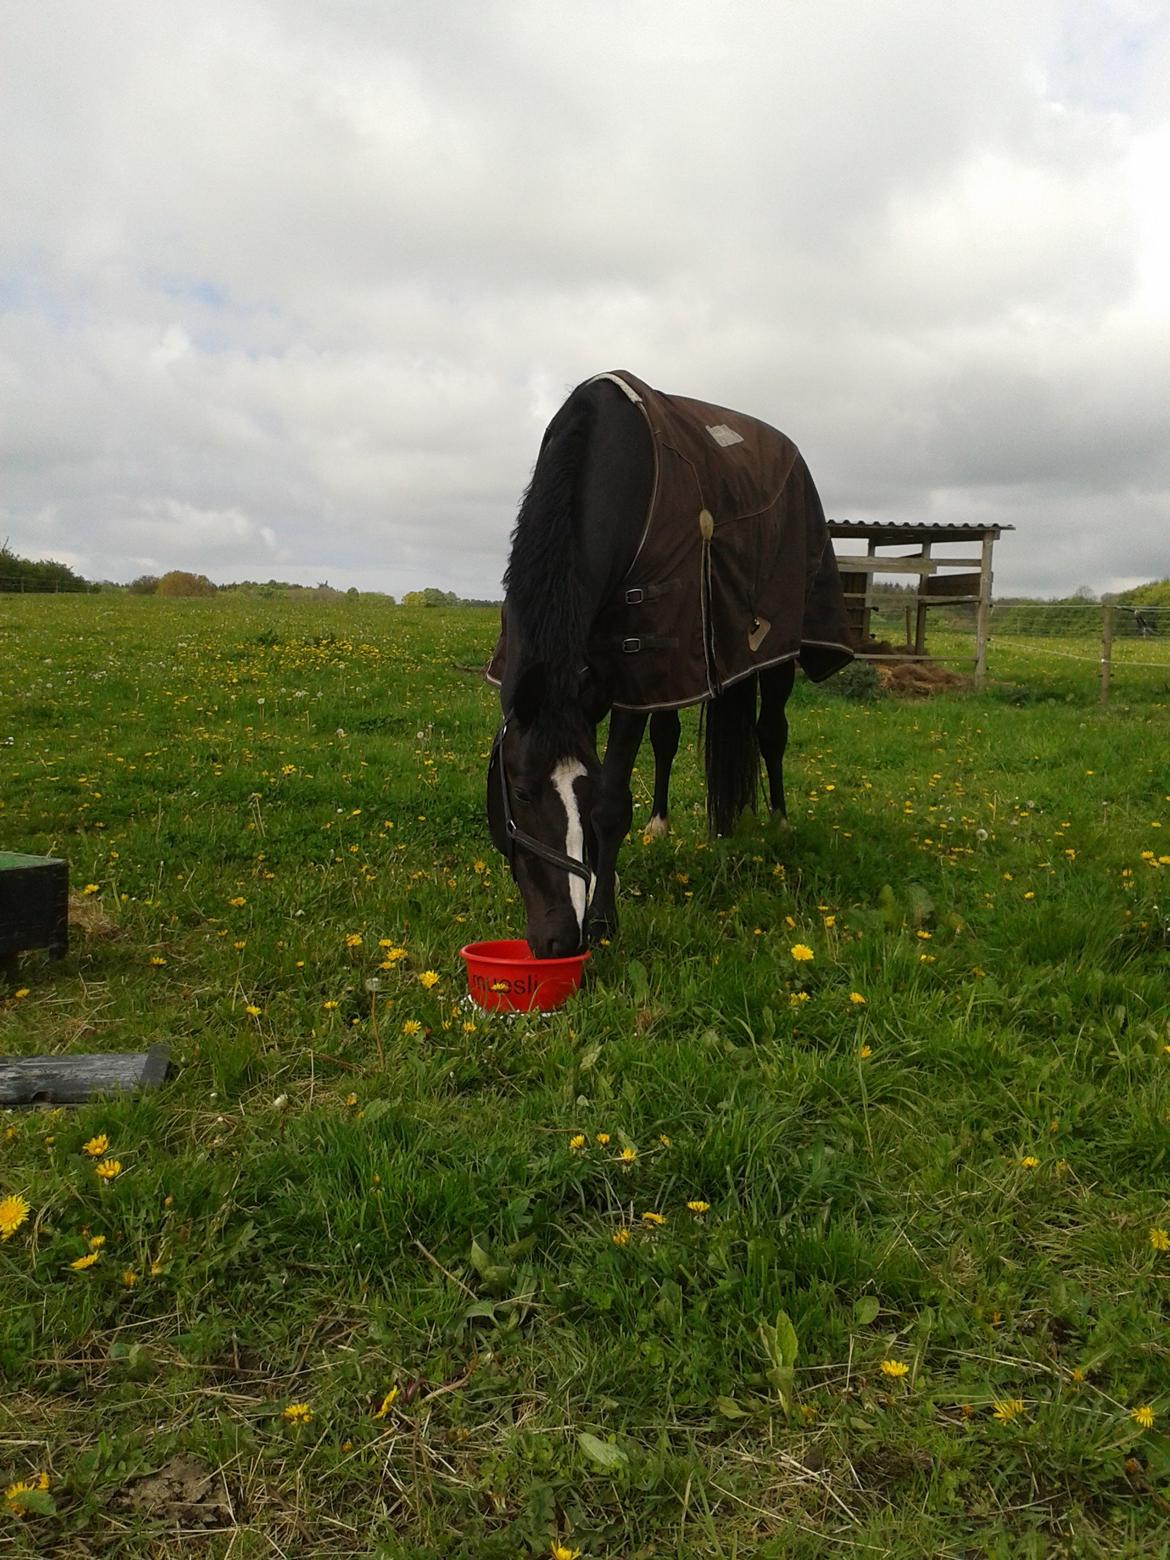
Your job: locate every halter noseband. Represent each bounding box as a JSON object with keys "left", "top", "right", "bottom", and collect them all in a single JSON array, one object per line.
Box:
[{"left": 490, "top": 715, "right": 593, "bottom": 885}]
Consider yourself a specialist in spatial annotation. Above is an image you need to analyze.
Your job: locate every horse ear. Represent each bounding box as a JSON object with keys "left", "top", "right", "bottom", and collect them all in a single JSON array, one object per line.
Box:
[{"left": 512, "top": 662, "right": 546, "bottom": 726}]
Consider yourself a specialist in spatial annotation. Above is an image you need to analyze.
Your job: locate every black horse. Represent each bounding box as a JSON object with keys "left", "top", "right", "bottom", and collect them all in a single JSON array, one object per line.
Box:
[{"left": 486, "top": 371, "right": 854, "bottom": 958}]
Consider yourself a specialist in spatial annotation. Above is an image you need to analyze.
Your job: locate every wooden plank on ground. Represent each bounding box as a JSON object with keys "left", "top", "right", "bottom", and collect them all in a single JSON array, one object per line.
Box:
[{"left": 0, "top": 1044, "right": 170, "bottom": 1106}]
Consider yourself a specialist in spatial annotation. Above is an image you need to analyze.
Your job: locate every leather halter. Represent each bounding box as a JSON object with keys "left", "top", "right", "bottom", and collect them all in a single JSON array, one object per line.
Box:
[{"left": 489, "top": 716, "right": 593, "bottom": 885}]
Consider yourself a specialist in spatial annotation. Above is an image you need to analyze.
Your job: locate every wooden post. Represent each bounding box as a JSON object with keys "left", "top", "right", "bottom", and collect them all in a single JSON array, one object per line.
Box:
[
  {"left": 1100, "top": 602, "right": 1115, "bottom": 704},
  {"left": 974, "top": 532, "right": 995, "bottom": 689},
  {"left": 914, "top": 543, "right": 932, "bottom": 655}
]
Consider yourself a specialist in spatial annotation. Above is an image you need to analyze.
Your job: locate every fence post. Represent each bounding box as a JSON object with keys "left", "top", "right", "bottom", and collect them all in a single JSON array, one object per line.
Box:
[
  {"left": 974, "top": 533, "right": 994, "bottom": 689},
  {"left": 1099, "top": 603, "right": 1115, "bottom": 704}
]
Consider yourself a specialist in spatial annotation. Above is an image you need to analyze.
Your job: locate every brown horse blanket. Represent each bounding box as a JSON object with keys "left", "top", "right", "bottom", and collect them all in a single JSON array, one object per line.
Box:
[{"left": 489, "top": 370, "right": 854, "bottom": 712}]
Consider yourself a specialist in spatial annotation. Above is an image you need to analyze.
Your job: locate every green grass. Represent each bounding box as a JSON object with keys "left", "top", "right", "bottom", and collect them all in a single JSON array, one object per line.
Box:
[{"left": 2, "top": 594, "right": 1170, "bottom": 1558}]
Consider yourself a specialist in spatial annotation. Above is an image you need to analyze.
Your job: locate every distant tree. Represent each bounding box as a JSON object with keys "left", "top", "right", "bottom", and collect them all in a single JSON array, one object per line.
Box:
[
  {"left": 0, "top": 542, "right": 91, "bottom": 592},
  {"left": 157, "top": 570, "right": 217, "bottom": 597},
  {"left": 128, "top": 574, "right": 159, "bottom": 595}
]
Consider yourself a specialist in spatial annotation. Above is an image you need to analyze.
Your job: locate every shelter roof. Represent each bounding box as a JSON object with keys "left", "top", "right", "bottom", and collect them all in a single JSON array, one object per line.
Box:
[{"left": 828, "top": 520, "right": 1013, "bottom": 546}]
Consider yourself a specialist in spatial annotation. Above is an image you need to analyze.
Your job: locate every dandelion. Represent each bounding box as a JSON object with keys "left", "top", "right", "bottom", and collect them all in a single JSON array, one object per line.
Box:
[
  {"left": 551, "top": 1545, "right": 581, "bottom": 1560},
  {"left": 322, "top": 999, "right": 339, "bottom": 1010},
  {"left": 401, "top": 1019, "right": 422, "bottom": 1036},
  {"left": 5, "top": 1473, "right": 50, "bottom": 1516},
  {"left": 373, "top": 1386, "right": 399, "bottom": 1419},
  {"left": 1070, "top": 1366, "right": 1085, "bottom": 1385},
  {"left": 618, "top": 1146, "right": 637, "bottom": 1166},
  {"left": 992, "top": 1398, "right": 1025, "bottom": 1423},
  {"left": 1150, "top": 1228, "right": 1170, "bottom": 1252},
  {"left": 244, "top": 1004, "right": 262, "bottom": 1017},
  {"left": 569, "top": 1134, "right": 586, "bottom": 1152},
  {"left": 70, "top": 1251, "right": 100, "bottom": 1270},
  {"left": 790, "top": 944, "right": 814, "bottom": 962},
  {"left": 345, "top": 1093, "right": 359, "bottom": 1107},
  {"left": 849, "top": 991, "right": 866, "bottom": 1005},
  {"left": 149, "top": 955, "right": 167, "bottom": 967},
  {"left": 282, "top": 1402, "right": 312, "bottom": 1425},
  {"left": 880, "top": 1359, "right": 909, "bottom": 1378},
  {"left": 11, "top": 988, "right": 29, "bottom": 999},
  {"left": 658, "top": 1134, "right": 671, "bottom": 1147},
  {"left": 82, "top": 883, "right": 99, "bottom": 895},
  {"left": 94, "top": 1159, "right": 122, "bottom": 1180},
  {"left": 229, "top": 895, "right": 246, "bottom": 906},
  {"left": 345, "top": 933, "right": 363, "bottom": 947},
  {"left": 858, "top": 1044, "right": 872, "bottom": 1059},
  {"left": 611, "top": 1229, "right": 630, "bottom": 1247},
  {"left": 595, "top": 1132, "right": 610, "bottom": 1145},
  {"left": 417, "top": 970, "right": 440, "bottom": 989},
  {"left": 82, "top": 1134, "right": 109, "bottom": 1157},
  {"left": 0, "top": 1194, "right": 30, "bottom": 1240},
  {"left": 916, "top": 929, "right": 932, "bottom": 940},
  {"left": 641, "top": 1211, "right": 666, "bottom": 1226},
  {"left": 380, "top": 946, "right": 407, "bottom": 962},
  {"left": 686, "top": 1200, "right": 710, "bottom": 1214},
  {"left": 122, "top": 1269, "right": 139, "bottom": 1288},
  {"left": 1132, "top": 1404, "right": 1156, "bottom": 1430},
  {"left": 88, "top": 1235, "right": 106, "bottom": 1250},
  {"left": 1020, "top": 1156, "right": 1039, "bottom": 1169}
]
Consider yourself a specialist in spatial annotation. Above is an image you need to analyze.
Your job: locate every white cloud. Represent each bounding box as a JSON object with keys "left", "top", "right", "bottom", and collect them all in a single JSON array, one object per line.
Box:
[{"left": 1, "top": 0, "right": 1168, "bottom": 597}]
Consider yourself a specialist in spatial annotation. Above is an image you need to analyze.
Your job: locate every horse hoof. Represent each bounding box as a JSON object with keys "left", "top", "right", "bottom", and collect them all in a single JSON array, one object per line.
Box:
[{"left": 642, "top": 814, "right": 669, "bottom": 841}]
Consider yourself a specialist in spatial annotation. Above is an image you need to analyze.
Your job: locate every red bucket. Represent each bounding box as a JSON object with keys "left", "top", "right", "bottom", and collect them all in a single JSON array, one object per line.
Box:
[{"left": 460, "top": 938, "right": 590, "bottom": 1013}]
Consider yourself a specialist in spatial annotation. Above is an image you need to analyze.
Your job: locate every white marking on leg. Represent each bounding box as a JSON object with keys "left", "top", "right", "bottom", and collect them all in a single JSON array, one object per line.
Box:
[{"left": 551, "top": 759, "right": 588, "bottom": 936}]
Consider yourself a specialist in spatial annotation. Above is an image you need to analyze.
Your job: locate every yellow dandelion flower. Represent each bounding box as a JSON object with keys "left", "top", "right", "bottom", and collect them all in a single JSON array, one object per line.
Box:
[
  {"left": 229, "top": 895, "right": 246, "bottom": 906},
  {"left": 244, "top": 1004, "right": 262, "bottom": 1017},
  {"left": 1150, "top": 1227, "right": 1170, "bottom": 1252},
  {"left": 418, "top": 970, "right": 440, "bottom": 989},
  {"left": 0, "top": 1194, "right": 31, "bottom": 1240},
  {"left": 1070, "top": 1366, "right": 1085, "bottom": 1384},
  {"left": 880, "top": 1359, "right": 909, "bottom": 1378},
  {"left": 122, "top": 1268, "right": 139, "bottom": 1288},
  {"left": 915, "top": 929, "right": 932, "bottom": 940},
  {"left": 149, "top": 955, "right": 167, "bottom": 967},
  {"left": 569, "top": 1134, "right": 587, "bottom": 1151},
  {"left": 595, "top": 1132, "right": 610, "bottom": 1145},
  {"left": 618, "top": 1146, "right": 637, "bottom": 1165},
  {"left": 790, "top": 943, "right": 814, "bottom": 962},
  {"left": 5, "top": 1473, "right": 51, "bottom": 1516},
  {"left": 849, "top": 991, "right": 866, "bottom": 1004},
  {"left": 94, "top": 1159, "right": 122, "bottom": 1180},
  {"left": 380, "top": 946, "right": 407, "bottom": 962},
  {"left": 1132, "top": 1403, "right": 1156, "bottom": 1430},
  {"left": 858, "top": 1044, "right": 872, "bottom": 1058},
  {"left": 658, "top": 1133, "right": 671, "bottom": 1146},
  {"left": 88, "top": 1235, "right": 106, "bottom": 1250},
  {"left": 1020, "top": 1156, "right": 1039, "bottom": 1169},
  {"left": 686, "top": 1200, "right": 710, "bottom": 1214},
  {"left": 82, "top": 1134, "right": 109, "bottom": 1157},
  {"left": 641, "top": 1211, "right": 666, "bottom": 1226},
  {"left": 322, "top": 999, "right": 339, "bottom": 1010},
  {"left": 82, "top": 883, "right": 99, "bottom": 895},
  {"left": 373, "top": 1386, "right": 399, "bottom": 1419},
  {"left": 611, "top": 1228, "right": 630, "bottom": 1246},
  {"left": 789, "top": 990, "right": 810, "bottom": 1006},
  {"left": 345, "top": 933, "right": 363, "bottom": 947},
  {"left": 551, "top": 1545, "right": 581, "bottom": 1560},
  {"left": 402, "top": 1018, "right": 423, "bottom": 1036},
  {"left": 992, "top": 1398, "right": 1025, "bottom": 1422},
  {"left": 70, "top": 1251, "right": 100, "bottom": 1270},
  {"left": 282, "top": 1402, "right": 312, "bottom": 1425}
]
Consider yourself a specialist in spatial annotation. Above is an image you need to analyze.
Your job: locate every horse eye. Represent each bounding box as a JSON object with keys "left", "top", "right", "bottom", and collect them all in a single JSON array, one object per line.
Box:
[{"left": 513, "top": 787, "right": 534, "bottom": 805}]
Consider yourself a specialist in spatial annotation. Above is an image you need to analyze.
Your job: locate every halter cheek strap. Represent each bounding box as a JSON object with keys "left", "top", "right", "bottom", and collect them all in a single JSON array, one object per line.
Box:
[{"left": 491, "top": 716, "right": 593, "bottom": 885}]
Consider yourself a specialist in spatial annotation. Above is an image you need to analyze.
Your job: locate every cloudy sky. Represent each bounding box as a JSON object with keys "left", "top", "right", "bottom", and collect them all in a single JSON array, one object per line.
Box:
[{"left": 2, "top": 0, "right": 1168, "bottom": 598}]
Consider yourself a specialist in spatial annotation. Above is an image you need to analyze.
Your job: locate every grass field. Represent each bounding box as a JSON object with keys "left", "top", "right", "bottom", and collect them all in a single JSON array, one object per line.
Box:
[{"left": 2, "top": 594, "right": 1170, "bottom": 1559}]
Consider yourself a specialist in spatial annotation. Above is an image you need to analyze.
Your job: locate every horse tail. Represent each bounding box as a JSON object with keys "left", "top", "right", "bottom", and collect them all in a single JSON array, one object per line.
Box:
[{"left": 704, "top": 674, "right": 760, "bottom": 836}]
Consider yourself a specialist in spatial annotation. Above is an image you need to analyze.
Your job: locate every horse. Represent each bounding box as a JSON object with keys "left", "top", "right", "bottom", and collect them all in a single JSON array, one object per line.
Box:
[{"left": 485, "top": 371, "right": 854, "bottom": 958}]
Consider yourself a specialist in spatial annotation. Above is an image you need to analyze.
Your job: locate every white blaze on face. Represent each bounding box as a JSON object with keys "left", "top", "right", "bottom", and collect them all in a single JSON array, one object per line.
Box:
[{"left": 551, "top": 759, "right": 588, "bottom": 935}]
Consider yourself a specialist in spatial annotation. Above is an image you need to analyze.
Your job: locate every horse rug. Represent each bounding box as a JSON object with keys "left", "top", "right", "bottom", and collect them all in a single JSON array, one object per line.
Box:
[{"left": 489, "top": 369, "right": 855, "bottom": 712}]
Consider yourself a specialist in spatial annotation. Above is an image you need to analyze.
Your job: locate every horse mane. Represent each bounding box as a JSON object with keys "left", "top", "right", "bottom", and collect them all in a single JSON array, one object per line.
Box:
[{"left": 502, "top": 390, "right": 594, "bottom": 714}]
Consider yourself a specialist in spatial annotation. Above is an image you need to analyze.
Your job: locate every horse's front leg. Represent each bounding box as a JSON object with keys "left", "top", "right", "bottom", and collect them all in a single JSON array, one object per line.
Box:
[
  {"left": 643, "top": 709, "right": 681, "bottom": 839},
  {"left": 586, "top": 707, "right": 647, "bottom": 944},
  {"left": 758, "top": 661, "right": 796, "bottom": 823}
]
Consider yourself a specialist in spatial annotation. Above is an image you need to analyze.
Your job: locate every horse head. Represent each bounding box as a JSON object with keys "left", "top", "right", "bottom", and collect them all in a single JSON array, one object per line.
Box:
[{"left": 486, "top": 660, "right": 604, "bottom": 958}]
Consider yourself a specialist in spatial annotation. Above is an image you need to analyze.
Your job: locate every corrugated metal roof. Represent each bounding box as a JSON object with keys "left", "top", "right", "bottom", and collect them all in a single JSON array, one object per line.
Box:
[{"left": 828, "top": 520, "right": 1013, "bottom": 542}]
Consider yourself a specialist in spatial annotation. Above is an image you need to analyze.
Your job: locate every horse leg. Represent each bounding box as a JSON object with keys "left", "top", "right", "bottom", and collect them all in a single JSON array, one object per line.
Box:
[
  {"left": 644, "top": 709, "right": 681, "bottom": 839},
  {"left": 758, "top": 661, "right": 796, "bottom": 823},
  {"left": 586, "top": 707, "right": 647, "bottom": 944}
]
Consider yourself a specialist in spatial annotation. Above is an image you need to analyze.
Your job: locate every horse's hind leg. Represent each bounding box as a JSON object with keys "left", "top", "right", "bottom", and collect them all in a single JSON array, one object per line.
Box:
[
  {"left": 758, "top": 660, "right": 797, "bottom": 822},
  {"left": 586, "top": 707, "right": 647, "bottom": 944},
  {"left": 644, "top": 710, "right": 681, "bottom": 839}
]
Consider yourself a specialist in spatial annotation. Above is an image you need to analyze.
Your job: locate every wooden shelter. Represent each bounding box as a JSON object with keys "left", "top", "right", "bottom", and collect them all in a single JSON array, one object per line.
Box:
[{"left": 827, "top": 521, "right": 1011, "bottom": 688}]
